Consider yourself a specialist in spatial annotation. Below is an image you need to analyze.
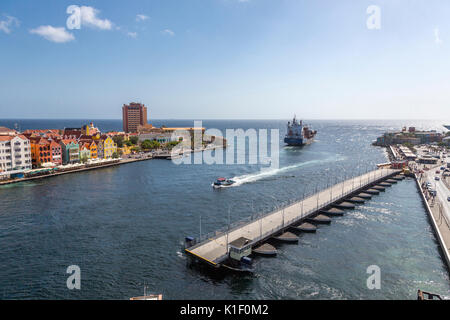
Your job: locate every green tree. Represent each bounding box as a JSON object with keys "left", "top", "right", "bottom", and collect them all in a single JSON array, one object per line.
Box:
[
  {"left": 166, "top": 141, "right": 180, "bottom": 150},
  {"left": 129, "top": 136, "right": 139, "bottom": 145},
  {"left": 113, "top": 136, "right": 124, "bottom": 148},
  {"left": 141, "top": 139, "right": 160, "bottom": 150}
]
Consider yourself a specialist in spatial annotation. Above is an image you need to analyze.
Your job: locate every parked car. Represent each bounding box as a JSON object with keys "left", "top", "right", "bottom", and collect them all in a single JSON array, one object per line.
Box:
[{"left": 435, "top": 176, "right": 440, "bottom": 181}]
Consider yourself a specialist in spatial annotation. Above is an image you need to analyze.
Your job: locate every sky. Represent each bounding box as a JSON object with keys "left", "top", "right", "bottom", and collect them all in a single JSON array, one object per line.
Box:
[{"left": 0, "top": 0, "right": 449, "bottom": 120}]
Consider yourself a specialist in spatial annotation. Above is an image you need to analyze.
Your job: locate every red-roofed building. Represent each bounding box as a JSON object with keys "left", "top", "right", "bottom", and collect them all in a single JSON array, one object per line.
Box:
[
  {"left": 30, "top": 137, "right": 52, "bottom": 168},
  {"left": 50, "top": 140, "right": 62, "bottom": 165},
  {"left": 0, "top": 134, "right": 32, "bottom": 174}
]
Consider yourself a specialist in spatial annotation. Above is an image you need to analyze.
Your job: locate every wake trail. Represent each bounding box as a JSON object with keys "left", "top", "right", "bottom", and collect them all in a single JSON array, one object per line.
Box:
[{"left": 230, "top": 155, "right": 346, "bottom": 187}]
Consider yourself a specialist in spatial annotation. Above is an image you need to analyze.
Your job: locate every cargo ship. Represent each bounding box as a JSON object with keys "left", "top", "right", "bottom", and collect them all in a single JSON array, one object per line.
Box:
[{"left": 284, "top": 116, "right": 317, "bottom": 146}]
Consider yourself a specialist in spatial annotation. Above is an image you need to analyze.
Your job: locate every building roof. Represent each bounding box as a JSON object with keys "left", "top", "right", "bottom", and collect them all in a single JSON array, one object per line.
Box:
[
  {"left": 0, "top": 135, "right": 13, "bottom": 141},
  {"left": 60, "top": 139, "right": 78, "bottom": 145},
  {"left": 0, "top": 126, "right": 16, "bottom": 133},
  {"left": 229, "top": 237, "right": 251, "bottom": 249}
]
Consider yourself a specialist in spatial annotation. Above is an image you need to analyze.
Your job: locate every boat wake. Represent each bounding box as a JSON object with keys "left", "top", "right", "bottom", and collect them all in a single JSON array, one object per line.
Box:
[{"left": 229, "top": 155, "right": 346, "bottom": 187}]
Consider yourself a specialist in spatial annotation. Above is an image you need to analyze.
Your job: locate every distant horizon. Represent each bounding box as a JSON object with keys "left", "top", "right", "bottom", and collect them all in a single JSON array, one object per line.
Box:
[{"left": 1, "top": 117, "right": 449, "bottom": 121}]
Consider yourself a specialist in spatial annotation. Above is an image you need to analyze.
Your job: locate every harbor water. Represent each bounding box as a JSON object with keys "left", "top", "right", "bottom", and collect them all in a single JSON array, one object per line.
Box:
[{"left": 0, "top": 119, "right": 449, "bottom": 299}]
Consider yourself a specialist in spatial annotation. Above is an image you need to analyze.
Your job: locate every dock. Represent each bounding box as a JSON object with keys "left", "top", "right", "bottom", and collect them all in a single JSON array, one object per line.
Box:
[{"left": 185, "top": 168, "right": 400, "bottom": 267}]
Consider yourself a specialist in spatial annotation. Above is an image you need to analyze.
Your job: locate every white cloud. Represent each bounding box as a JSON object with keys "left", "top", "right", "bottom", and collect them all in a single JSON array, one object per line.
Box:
[
  {"left": 80, "top": 6, "right": 112, "bottom": 30},
  {"left": 136, "top": 14, "right": 149, "bottom": 22},
  {"left": 30, "top": 26, "right": 75, "bottom": 43},
  {"left": 161, "top": 29, "right": 175, "bottom": 36},
  {"left": 127, "top": 32, "right": 137, "bottom": 38},
  {"left": 434, "top": 27, "right": 443, "bottom": 45},
  {"left": 0, "top": 15, "right": 20, "bottom": 34}
]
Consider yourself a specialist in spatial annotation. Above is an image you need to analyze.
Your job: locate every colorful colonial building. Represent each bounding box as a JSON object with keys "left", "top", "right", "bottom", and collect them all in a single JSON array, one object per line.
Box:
[
  {"left": 101, "top": 136, "right": 117, "bottom": 158},
  {"left": 50, "top": 140, "right": 62, "bottom": 165},
  {"left": 30, "top": 137, "right": 52, "bottom": 168},
  {"left": 60, "top": 140, "right": 80, "bottom": 164},
  {"left": 0, "top": 134, "right": 32, "bottom": 174}
]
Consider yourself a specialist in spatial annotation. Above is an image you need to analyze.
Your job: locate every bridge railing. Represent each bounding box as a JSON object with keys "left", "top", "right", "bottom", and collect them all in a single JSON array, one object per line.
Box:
[{"left": 195, "top": 169, "right": 395, "bottom": 247}]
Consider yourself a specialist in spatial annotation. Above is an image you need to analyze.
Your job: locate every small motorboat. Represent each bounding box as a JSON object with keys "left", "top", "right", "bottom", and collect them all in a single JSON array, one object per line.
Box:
[{"left": 213, "top": 177, "right": 236, "bottom": 188}]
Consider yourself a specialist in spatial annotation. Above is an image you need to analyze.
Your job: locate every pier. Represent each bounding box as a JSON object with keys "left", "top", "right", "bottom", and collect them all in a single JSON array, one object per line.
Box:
[{"left": 185, "top": 168, "right": 401, "bottom": 268}]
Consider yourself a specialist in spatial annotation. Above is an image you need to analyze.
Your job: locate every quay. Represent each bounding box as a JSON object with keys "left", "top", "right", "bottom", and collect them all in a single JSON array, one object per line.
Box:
[
  {"left": 185, "top": 168, "right": 401, "bottom": 268},
  {"left": 0, "top": 157, "right": 151, "bottom": 186}
]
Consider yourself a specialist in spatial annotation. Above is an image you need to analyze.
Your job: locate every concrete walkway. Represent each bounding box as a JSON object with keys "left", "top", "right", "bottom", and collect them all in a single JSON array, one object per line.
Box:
[{"left": 186, "top": 168, "right": 399, "bottom": 265}]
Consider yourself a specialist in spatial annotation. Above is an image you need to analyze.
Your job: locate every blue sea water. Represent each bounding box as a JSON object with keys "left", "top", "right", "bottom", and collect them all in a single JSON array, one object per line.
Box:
[{"left": 0, "top": 119, "right": 449, "bottom": 299}]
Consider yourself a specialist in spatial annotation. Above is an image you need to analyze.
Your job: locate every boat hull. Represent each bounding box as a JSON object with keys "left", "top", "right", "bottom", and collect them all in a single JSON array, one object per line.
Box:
[{"left": 284, "top": 137, "right": 309, "bottom": 146}]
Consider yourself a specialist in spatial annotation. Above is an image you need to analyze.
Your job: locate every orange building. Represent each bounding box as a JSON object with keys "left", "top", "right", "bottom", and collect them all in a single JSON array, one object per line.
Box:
[
  {"left": 30, "top": 137, "right": 52, "bottom": 168},
  {"left": 89, "top": 141, "right": 98, "bottom": 159}
]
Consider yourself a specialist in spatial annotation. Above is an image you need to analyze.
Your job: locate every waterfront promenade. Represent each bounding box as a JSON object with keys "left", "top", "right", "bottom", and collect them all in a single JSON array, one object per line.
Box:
[
  {"left": 0, "top": 157, "right": 146, "bottom": 186},
  {"left": 186, "top": 168, "right": 400, "bottom": 266},
  {"left": 417, "top": 170, "right": 450, "bottom": 270}
]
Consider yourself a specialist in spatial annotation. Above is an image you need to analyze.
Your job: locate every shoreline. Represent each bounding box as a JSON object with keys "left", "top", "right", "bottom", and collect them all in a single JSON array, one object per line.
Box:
[{"left": 0, "top": 144, "right": 224, "bottom": 186}]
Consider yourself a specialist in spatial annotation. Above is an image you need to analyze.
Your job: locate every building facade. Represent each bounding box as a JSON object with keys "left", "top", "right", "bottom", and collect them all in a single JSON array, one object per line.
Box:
[
  {"left": 122, "top": 102, "right": 148, "bottom": 133},
  {"left": 0, "top": 135, "right": 32, "bottom": 174},
  {"left": 60, "top": 140, "right": 80, "bottom": 164},
  {"left": 50, "top": 140, "right": 62, "bottom": 165},
  {"left": 30, "top": 137, "right": 52, "bottom": 168},
  {"left": 79, "top": 143, "right": 91, "bottom": 162},
  {"left": 102, "top": 136, "right": 117, "bottom": 158}
]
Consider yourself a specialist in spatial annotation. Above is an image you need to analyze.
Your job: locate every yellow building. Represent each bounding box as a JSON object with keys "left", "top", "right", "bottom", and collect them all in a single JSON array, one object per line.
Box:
[
  {"left": 119, "top": 144, "right": 131, "bottom": 156},
  {"left": 102, "top": 136, "right": 117, "bottom": 159}
]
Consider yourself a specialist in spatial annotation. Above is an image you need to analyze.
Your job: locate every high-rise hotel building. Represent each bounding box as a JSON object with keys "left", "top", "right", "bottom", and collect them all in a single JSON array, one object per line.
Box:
[{"left": 122, "top": 102, "right": 148, "bottom": 133}]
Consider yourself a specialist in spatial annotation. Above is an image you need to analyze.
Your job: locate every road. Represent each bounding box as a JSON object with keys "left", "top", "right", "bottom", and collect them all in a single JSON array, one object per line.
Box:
[{"left": 425, "top": 168, "right": 450, "bottom": 224}]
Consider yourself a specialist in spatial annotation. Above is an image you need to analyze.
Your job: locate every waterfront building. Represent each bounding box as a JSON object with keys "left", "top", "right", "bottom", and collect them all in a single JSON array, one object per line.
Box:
[
  {"left": 0, "top": 134, "right": 32, "bottom": 174},
  {"left": 96, "top": 140, "right": 104, "bottom": 159},
  {"left": 138, "top": 132, "right": 176, "bottom": 144},
  {"left": 88, "top": 141, "right": 98, "bottom": 159},
  {"left": 138, "top": 127, "right": 203, "bottom": 144},
  {"left": 101, "top": 136, "right": 117, "bottom": 159},
  {"left": 375, "top": 129, "right": 442, "bottom": 146},
  {"left": 50, "top": 140, "right": 62, "bottom": 165},
  {"left": 397, "top": 145, "right": 417, "bottom": 160},
  {"left": 0, "top": 136, "right": 12, "bottom": 173},
  {"left": 30, "top": 137, "right": 52, "bottom": 168},
  {"left": 443, "top": 136, "right": 450, "bottom": 147},
  {"left": 414, "top": 131, "right": 443, "bottom": 144},
  {"left": 79, "top": 143, "right": 91, "bottom": 162},
  {"left": 0, "top": 127, "right": 17, "bottom": 136},
  {"left": 122, "top": 102, "right": 148, "bottom": 133},
  {"left": 60, "top": 140, "right": 80, "bottom": 164}
]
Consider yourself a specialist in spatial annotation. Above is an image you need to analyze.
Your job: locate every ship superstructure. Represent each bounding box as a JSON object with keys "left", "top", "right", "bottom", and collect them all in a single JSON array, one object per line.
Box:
[{"left": 284, "top": 116, "right": 317, "bottom": 146}]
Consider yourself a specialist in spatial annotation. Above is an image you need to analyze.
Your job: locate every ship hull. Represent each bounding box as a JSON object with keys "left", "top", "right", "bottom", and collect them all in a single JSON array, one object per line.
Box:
[{"left": 284, "top": 137, "right": 314, "bottom": 146}]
